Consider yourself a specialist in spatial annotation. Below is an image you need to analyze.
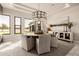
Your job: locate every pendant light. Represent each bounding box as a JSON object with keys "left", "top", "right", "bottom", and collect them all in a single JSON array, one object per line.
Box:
[{"left": 32, "top": 3, "right": 48, "bottom": 34}]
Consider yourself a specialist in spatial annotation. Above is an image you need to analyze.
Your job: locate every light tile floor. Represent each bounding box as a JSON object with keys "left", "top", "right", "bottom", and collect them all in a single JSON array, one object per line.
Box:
[
  {"left": 66, "top": 44, "right": 79, "bottom": 56},
  {"left": 0, "top": 40, "right": 74, "bottom": 56}
]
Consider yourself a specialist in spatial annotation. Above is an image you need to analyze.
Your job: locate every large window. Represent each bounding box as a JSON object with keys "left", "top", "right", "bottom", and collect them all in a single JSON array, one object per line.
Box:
[
  {"left": 0, "top": 15, "right": 10, "bottom": 35},
  {"left": 24, "top": 19, "right": 34, "bottom": 33},
  {"left": 14, "top": 17, "right": 21, "bottom": 34}
]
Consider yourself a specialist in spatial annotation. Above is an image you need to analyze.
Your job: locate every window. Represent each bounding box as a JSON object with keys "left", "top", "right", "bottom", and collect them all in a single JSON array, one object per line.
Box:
[
  {"left": 0, "top": 15, "right": 10, "bottom": 35},
  {"left": 24, "top": 18, "right": 34, "bottom": 33},
  {"left": 14, "top": 17, "right": 21, "bottom": 34}
]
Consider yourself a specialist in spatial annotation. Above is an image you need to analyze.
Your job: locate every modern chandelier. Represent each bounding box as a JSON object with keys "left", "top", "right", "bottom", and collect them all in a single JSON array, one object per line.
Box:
[
  {"left": 33, "top": 10, "right": 47, "bottom": 19},
  {"left": 32, "top": 4, "right": 48, "bottom": 34}
]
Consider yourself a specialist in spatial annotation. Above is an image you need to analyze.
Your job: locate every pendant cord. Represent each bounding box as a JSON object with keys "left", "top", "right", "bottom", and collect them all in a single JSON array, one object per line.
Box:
[{"left": 38, "top": 3, "right": 40, "bottom": 11}]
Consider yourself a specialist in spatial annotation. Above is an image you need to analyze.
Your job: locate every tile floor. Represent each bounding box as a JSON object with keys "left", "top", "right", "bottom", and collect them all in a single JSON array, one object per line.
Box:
[{"left": 0, "top": 40, "right": 75, "bottom": 56}]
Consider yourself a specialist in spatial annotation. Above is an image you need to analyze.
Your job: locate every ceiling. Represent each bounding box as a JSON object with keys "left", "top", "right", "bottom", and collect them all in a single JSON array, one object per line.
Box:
[{"left": 1, "top": 3, "right": 79, "bottom": 16}]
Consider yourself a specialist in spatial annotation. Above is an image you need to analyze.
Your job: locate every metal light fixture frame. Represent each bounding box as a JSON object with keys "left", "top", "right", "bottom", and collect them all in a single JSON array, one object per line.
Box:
[{"left": 33, "top": 10, "right": 47, "bottom": 19}]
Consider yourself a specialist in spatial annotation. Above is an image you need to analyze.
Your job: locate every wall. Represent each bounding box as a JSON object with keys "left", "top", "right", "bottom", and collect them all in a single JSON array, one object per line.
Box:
[
  {"left": 0, "top": 4, "right": 3, "bottom": 14},
  {"left": 48, "top": 5, "right": 79, "bottom": 41},
  {"left": 2, "top": 5, "right": 79, "bottom": 41}
]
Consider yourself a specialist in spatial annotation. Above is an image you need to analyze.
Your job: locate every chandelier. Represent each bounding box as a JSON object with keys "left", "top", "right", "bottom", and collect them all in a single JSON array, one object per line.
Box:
[
  {"left": 32, "top": 4, "right": 48, "bottom": 34},
  {"left": 33, "top": 10, "right": 47, "bottom": 19}
]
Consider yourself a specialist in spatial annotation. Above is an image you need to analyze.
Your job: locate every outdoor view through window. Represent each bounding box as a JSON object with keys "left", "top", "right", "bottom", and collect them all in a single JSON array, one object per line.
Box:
[
  {"left": 14, "top": 17, "right": 21, "bottom": 34},
  {"left": 0, "top": 15, "right": 10, "bottom": 35},
  {"left": 0, "top": 15, "right": 34, "bottom": 34},
  {"left": 24, "top": 19, "right": 34, "bottom": 33}
]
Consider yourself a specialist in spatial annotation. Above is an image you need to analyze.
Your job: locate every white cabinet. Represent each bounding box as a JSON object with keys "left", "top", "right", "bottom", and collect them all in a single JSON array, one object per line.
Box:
[{"left": 58, "top": 32, "right": 73, "bottom": 42}]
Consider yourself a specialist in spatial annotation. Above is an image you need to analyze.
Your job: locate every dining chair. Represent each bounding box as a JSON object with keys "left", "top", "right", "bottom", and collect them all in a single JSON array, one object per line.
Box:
[
  {"left": 36, "top": 34, "right": 51, "bottom": 55},
  {"left": 50, "top": 33, "right": 58, "bottom": 48},
  {"left": 21, "top": 35, "right": 35, "bottom": 51}
]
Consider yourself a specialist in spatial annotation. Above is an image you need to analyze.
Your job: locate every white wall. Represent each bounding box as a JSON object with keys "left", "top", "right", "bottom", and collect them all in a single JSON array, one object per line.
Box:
[
  {"left": 2, "top": 5, "right": 79, "bottom": 41},
  {"left": 0, "top": 6, "right": 1, "bottom": 14},
  {"left": 0, "top": 5, "right": 3, "bottom": 14},
  {"left": 48, "top": 5, "right": 79, "bottom": 41}
]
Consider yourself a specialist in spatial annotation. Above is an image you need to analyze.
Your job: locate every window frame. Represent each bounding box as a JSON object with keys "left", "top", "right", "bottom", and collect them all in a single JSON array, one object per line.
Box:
[
  {"left": 0, "top": 14, "right": 11, "bottom": 35},
  {"left": 24, "top": 18, "right": 33, "bottom": 33},
  {"left": 14, "top": 16, "right": 22, "bottom": 34}
]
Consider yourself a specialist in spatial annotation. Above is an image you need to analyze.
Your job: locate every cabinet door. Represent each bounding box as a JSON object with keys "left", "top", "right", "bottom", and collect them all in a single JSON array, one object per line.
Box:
[
  {"left": 65, "top": 33, "right": 70, "bottom": 39},
  {"left": 60, "top": 33, "right": 64, "bottom": 38}
]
